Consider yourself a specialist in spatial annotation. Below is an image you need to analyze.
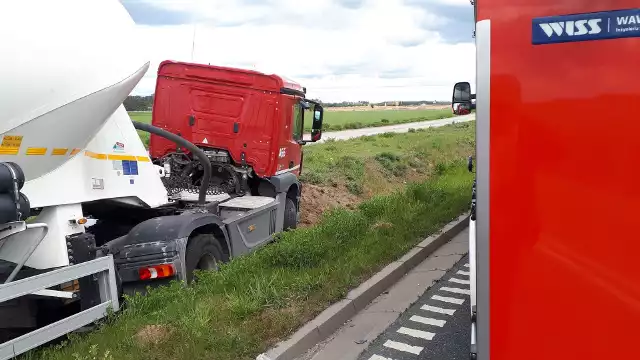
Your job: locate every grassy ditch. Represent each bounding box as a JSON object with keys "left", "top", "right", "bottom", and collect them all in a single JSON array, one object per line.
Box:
[
  {"left": 299, "top": 122, "right": 475, "bottom": 225},
  {"left": 28, "top": 124, "right": 474, "bottom": 360}
]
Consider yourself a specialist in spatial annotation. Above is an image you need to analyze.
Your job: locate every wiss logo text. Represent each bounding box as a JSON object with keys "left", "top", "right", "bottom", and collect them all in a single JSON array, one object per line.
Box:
[{"left": 539, "top": 19, "right": 602, "bottom": 37}]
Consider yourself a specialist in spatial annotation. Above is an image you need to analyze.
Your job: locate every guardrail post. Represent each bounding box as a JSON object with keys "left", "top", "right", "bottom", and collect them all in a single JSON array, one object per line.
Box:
[{"left": 97, "top": 255, "right": 119, "bottom": 312}]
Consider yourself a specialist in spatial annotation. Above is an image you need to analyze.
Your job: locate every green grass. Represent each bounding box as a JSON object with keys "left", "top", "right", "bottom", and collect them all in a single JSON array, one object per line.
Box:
[
  {"left": 127, "top": 108, "right": 453, "bottom": 146},
  {"left": 317, "top": 108, "right": 452, "bottom": 131},
  {"left": 300, "top": 122, "right": 475, "bottom": 196},
  {"left": 128, "top": 112, "right": 152, "bottom": 146},
  {"left": 128, "top": 112, "right": 152, "bottom": 124},
  {"left": 27, "top": 123, "right": 474, "bottom": 360}
]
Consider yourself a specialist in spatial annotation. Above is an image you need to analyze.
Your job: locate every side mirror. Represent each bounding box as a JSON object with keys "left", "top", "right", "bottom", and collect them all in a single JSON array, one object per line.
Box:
[
  {"left": 452, "top": 82, "right": 474, "bottom": 115},
  {"left": 453, "top": 81, "right": 472, "bottom": 102},
  {"left": 310, "top": 104, "right": 323, "bottom": 142}
]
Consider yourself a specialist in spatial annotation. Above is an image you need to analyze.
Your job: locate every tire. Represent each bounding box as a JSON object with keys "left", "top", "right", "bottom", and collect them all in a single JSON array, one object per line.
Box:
[
  {"left": 283, "top": 197, "right": 298, "bottom": 231},
  {"left": 185, "top": 234, "right": 228, "bottom": 283}
]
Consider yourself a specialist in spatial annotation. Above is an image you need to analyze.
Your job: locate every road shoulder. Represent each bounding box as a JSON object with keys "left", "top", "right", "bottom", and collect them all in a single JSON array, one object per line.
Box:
[
  {"left": 294, "top": 228, "right": 469, "bottom": 360},
  {"left": 256, "top": 215, "right": 469, "bottom": 360}
]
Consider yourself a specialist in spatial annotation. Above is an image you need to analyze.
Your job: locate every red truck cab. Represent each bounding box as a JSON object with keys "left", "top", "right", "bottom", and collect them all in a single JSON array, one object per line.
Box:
[
  {"left": 149, "top": 61, "right": 323, "bottom": 177},
  {"left": 148, "top": 61, "right": 323, "bottom": 203}
]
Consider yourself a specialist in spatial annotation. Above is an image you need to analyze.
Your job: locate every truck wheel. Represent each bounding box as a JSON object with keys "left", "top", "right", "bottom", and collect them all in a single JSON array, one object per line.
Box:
[
  {"left": 283, "top": 197, "right": 297, "bottom": 231},
  {"left": 185, "top": 234, "right": 228, "bottom": 283}
]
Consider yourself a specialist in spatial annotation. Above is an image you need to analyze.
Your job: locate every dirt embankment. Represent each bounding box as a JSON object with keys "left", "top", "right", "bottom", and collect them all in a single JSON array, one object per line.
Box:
[
  {"left": 296, "top": 122, "right": 475, "bottom": 227},
  {"left": 299, "top": 184, "right": 359, "bottom": 226},
  {"left": 298, "top": 163, "right": 433, "bottom": 227}
]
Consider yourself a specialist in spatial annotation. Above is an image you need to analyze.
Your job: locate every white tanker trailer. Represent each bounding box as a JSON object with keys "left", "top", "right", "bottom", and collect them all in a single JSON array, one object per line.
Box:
[{"left": 0, "top": 1, "right": 308, "bottom": 358}]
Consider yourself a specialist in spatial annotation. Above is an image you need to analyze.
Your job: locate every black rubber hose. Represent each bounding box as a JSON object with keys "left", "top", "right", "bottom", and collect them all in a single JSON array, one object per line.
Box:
[{"left": 132, "top": 121, "right": 211, "bottom": 205}]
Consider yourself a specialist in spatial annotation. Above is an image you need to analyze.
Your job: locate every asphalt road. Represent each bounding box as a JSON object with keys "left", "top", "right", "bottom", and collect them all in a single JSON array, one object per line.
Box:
[
  {"left": 311, "top": 114, "right": 475, "bottom": 144},
  {"left": 357, "top": 255, "right": 471, "bottom": 360}
]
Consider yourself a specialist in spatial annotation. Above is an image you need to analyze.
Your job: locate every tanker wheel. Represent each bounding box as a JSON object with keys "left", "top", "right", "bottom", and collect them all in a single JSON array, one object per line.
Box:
[
  {"left": 283, "top": 197, "right": 298, "bottom": 231},
  {"left": 185, "top": 234, "right": 228, "bottom": 283}
]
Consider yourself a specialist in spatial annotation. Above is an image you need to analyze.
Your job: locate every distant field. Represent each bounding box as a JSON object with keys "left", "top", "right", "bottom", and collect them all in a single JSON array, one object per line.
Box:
[
  {"left": 129, "top": 112, "right": 152, "bottom": 124},
  {"left": 128, "top": 108, "right": 453, "bottom": 145},
  {"left": 319, "top": 108, "right": 452, "bottom": 131}
]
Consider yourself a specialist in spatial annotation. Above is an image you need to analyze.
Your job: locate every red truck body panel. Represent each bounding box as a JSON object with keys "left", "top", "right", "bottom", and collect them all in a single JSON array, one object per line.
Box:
[
  {"left": 149, "top": 61, "right": 305, "bottom": 178},
  {"left": 477, "top": 1, "right": 640, "bottom": 359}
]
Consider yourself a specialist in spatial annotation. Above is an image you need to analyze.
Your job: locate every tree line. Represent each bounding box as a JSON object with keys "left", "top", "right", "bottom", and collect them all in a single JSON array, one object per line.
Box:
[{"left": 124, "top": 95, "right": 154, "bottom": 111}]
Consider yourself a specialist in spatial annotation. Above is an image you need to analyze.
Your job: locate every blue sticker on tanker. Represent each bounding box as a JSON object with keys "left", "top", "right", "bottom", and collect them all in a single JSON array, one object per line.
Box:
[
  {"left": 121, "top": 160, "right": 139, "bottom": 176},
  {"left": 532, "top": 8, "right": 640, "bottom": 45},
  {"left": 129, "top": 161, "right": 138, "bottom": 175},
  {"left": 122, "top": 160, "right": 131, "bottom": 175}
]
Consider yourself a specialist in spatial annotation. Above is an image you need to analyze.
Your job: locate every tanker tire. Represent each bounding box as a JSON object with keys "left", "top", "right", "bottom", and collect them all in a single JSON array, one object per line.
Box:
[
  {"left": 185, "top": 234, "right": 228, "bottom": 283},
  {"left": 283, "top": 197, "right": 298, "bottom": 231}
]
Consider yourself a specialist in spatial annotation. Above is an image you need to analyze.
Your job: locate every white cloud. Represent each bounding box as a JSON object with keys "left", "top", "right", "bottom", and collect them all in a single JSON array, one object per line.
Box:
[{"left": 127, "top": 0, "right": 476, "bottom": 102}]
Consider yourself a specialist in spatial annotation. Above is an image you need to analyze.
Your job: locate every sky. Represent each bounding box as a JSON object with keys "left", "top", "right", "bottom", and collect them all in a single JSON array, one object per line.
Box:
[{"left": 121, "top": 0, "right": 476, "bottom": 102}]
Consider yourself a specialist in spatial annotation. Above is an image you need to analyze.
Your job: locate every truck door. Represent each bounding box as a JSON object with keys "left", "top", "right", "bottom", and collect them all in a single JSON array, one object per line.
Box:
[{"left": 276, "top": 96, "right": 303, "bottom": 176}]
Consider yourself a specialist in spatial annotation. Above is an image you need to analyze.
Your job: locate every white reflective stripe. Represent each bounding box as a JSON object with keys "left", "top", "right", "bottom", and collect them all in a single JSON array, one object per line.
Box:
[
  {"left": 448, "top": 277, "right": 470, "bottom": 285},
  {"left": 148, "top": 268, "right": 158, "bottom": 279},
  {"left": 368, "top": 355, "right": 394, "bottom": 360},
  {"left": 442, "top": 287, "right": 471, "bottom": 296},
  {"left": 432, "top": 295, "right": 465, "bottom": 304},
  {"left": 383, "top": 340, "right": 423, "bottom": 355},
  {"left": 421, "top": 304, "right": 456, "bottom": 315},
  {"left": 31, "top": 289, "right": 74, "bottom": 299},
  {"left": 397, "top": 327, "right": 435, "bottom": 340},
  {"left": 457, "top": 270, "right": 470, "bottom": 276},
  {"left": 409, "top": 315, "right": 446, "bottom": 327},
  {"left": 275, "top": 165, "right": 300, "bottom": 175}
]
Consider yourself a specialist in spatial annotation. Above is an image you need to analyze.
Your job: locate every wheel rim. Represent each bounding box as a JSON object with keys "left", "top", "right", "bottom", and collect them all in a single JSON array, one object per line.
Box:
[{"left": 196, "top": 253, "right": 218, "bottom": 271}]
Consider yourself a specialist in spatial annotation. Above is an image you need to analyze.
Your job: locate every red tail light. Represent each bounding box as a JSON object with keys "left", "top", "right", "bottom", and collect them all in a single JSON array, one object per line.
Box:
[{"left": 139, "top": 264, "right": 176, "bottom": 281}]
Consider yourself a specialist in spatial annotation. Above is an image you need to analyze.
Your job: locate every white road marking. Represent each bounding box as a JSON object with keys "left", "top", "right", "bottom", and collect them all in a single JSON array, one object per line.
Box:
[
  {"left": 409, "top": 315, "right": 446, "bottom": 327},
  {"left": 397, "top": 327, "right": 436, "bottom": 340},
  {"left": 448, "top": 277, "right": 471, "bottom": 285},
  {"left": 457, "top": 270, "right": 470, "bottom": 276},
  {"left": 432, "top": 295, "right": 465, "bottom": 305},
  {"left": 383, "top": 340, "right": 423, "bottom": 355},
  {"left": 442, "top": 287, "right": 471, "bottom": 296},
  {"left": 421, "top": 304, "right": 456, "bottom": 315},
  {"left": 368, "top": 355, "right": 395, "bottom": 360}
]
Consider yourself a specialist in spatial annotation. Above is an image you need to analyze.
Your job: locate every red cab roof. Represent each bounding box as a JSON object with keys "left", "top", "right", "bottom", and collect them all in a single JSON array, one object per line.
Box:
[{"left": 157, "top": 60, "right": 306, "bottom": 96}]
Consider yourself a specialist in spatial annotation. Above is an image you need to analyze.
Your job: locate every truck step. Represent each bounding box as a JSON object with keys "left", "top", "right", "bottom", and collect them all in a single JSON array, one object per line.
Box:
[
  {"left": 219, "top": 196, "right": 275, "bottom": 210},
  {"left": 176, "top": 191, "right": 230, "bottom": 203}
]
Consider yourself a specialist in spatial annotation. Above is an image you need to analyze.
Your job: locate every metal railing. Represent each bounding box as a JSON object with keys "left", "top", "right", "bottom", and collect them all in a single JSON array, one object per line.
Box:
[{"left": 0, "top": 255, "right": 119, "bottom": 360}]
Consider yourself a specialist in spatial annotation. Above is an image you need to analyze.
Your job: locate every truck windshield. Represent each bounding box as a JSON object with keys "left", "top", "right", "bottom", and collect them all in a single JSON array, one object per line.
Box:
[{"left": 292, "top": 103, "right": 303, "bottom": 141}]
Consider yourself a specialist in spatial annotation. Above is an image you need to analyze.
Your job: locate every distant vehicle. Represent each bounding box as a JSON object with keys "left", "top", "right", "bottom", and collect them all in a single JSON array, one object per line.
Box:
[{"left": 452, "top": 102, "right": 473, "bottom": 115}]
